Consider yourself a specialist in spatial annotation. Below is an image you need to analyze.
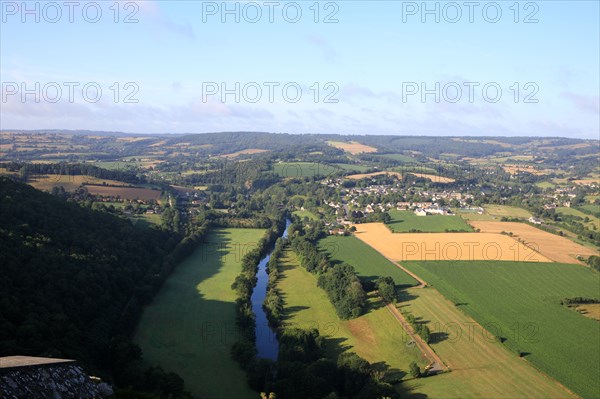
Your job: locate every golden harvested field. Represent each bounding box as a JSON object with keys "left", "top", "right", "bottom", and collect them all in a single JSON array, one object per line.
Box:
[
  {"left": 572, "top": 178, "right": 599, "bottom": 186},
  {"left": 327, "top": 140, "right": 378, "bottom": 154},
  {"left": 28, "top": 175, "right": 130, "bottom": 192},
  {"left": 451, "top": 138, "right": 515, "bottom": 148},
  {"left": 140, "top": 159, "right": 163, "bottom": 169},
  {"left": 149, "top": 140, "right": 168, "bottom": 147},
  {"left": 401, "top": 287, "right": 576, "bottom": 398},
  {"left": 219, "top": 149, "right": 269, "bottom": 158},
  {"left": 0, "top": 168, "right": 17, "bottom": 175},
  {"left": 575, "top": 304, "right": 600, "bottom": 321},
  {"left": 408, "top": 173, "right": 455, "bottom": 183},
  {"left": 502, "top": 165, "right": 548, "bottom": 176},
  {"left": 539, "top": 142, "right": 593, "bottom": 150},
  {"left": 116, "top": 136, "right": 153, "bottom": 142},
  {"left": 353, "top": 223, "right": 550, "bottom": 262},
  {"left": 346, "top": 171, "right": 455, "bottom": 183},
  {"left": 347, "top": 171, "right": 402, "bottom": 180},
  {"left": 83, "top": 185, "right": 162, "bottom": 201},
  {"left": 470, "top": 221, "right": 599, "bottom": 264}
]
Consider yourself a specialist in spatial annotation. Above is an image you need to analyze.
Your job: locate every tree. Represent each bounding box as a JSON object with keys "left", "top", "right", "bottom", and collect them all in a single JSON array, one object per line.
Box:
[
  {"left": 418, "top": 325, "right": 431, "bottom": 343},
  {"left": 409, "top": 362, "right": 421, "bottom": 378},
  {"left": 376, "top": 277, "right": 396, "bottom": 303}
]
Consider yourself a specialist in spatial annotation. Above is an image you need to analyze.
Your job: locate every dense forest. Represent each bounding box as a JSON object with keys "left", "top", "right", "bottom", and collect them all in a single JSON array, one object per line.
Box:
[{"left": 0, "top": 177, "right": 205, "bottom": 397}]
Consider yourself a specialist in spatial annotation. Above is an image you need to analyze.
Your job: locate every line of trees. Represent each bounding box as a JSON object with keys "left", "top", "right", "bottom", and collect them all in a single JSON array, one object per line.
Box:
[
  {"left": 402, "top": 310, "right": 431, "bottom": 344},
  {"left": 587, "top": 255, "right": 600, "bottom": 271},
  {"left": 263, "top": 238, "right": 285, "bottom": 326},
  {"left": 289, "top": 234, "right": 367, "bottom": 319},
  {"left": 230, "top": 219, "right": 287, "bottom": 390},
  {"left": 561, "top": 297, "right": 600, "bottom": 305},
  {"left": 271, "top": 328, "right": 399, "bottom": 399}
]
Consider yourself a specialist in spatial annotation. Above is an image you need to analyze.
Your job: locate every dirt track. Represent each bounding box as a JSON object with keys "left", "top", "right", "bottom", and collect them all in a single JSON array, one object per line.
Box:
[{"left": 385, "top": 303, "right": 447, "bottom": 374}]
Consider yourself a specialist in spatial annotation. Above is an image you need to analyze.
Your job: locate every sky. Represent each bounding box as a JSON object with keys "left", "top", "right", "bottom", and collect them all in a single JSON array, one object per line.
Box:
[{"left": 1, "top": 0, "right": 599, "bottom": 138}]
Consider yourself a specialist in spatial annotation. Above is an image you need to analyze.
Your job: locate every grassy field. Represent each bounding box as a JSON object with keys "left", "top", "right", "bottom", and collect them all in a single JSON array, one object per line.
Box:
[
  {"left": 134, "top": 228, "right": 264, "bottom": 399},
  {"left": 92, "top": 160, "right": 141, "bottom": 170},
  {"left": 556, "top": 206, "right": 600, "bottom": 229},
  {"left": 484, "top": 204, "right": 533, "bottom": 219},
  {"left": 276, "top": 249, "right": 428, "bottom": 389},
  {"left": 387, "top": 210, "right": 473, "bottom": 233},
  {"left": 273, "top": 161, "right": 369, "bottom": 177},
  {"left": 293, "top": 209, "right": 319, "bottom": 221},
  {"left": 333, "top": 163, "right": 372, "bottom": 172},
  {"left": 130, "top": 213, "right": 162, "bottom": 228},
  {"left": 318, "top": 235, "right": 419, "bottom": 287},
  {"left": 585, "top": 195, "right": 599, "bottom": 204},
  {"left": 580, "top": 203, "right": 600, "bottom": 214},
  {"left": 317, "top": 237, "right": 574, "bottom": 398},
  {"left": 378, "top": 153, "right": 416, "bottom": 163},
  {"left": 273, "top": 162, "right": 340, "bottom": 177},
  {"left": 404, "top": 260, "right": 600, "bottom": 399},
  {"left": 399, "top": 287, "right": 575, "bottom": 399},
  {"left": 455, "top": 209, "right": 494, "bottom": 221},
  {"left": 392, "top": 165, "right": 438, "bottom": 174},
  {"left": 535, "top": 181, "right": 556, "bottom": 189}
]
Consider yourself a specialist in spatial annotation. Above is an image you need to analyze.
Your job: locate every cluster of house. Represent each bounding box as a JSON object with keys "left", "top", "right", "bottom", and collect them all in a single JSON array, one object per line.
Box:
[{"left": 323, "top": 182, "right": 478, "bottom": 218}]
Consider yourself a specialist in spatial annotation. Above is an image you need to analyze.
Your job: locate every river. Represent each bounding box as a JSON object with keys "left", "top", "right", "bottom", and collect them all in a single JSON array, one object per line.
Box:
[{"left": 251, "top": 219, "right": 291, "bottom": 360}]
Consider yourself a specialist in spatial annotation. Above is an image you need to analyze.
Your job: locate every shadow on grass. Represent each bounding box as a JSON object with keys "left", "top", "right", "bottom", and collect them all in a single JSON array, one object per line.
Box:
[
  {"left": 135, "top": 228, "right": 263, "bottom": 399},
  {"left": 278, "top": 248, "right": 432, "bottom": 399},
  {"left": 429, "top": 332, "right": 449, "bottom": 344}
]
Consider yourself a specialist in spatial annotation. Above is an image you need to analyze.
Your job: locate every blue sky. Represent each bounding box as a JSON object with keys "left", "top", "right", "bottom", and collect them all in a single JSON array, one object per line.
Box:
[{"left": 1, "top": 0, "right": 599, "bottom": 138}]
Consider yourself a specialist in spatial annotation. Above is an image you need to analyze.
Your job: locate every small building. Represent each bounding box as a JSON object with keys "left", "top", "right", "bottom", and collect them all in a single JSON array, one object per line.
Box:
[
  {"left": 414, "top": 208, "right": 427, "bottom": 216},
  {"left": 529, "top": 217, "right": 543, "bottom": 225}
]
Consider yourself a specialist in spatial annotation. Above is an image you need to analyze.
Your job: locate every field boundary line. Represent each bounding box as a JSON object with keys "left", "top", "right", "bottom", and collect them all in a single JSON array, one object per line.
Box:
[
  {"left": 385, "top": 302, "right": 448, "bottom": 374},
  {"left": 403, "top": 285, "right": 581, "bottom": 399},
  {"left": 352, "top": 233, "right": 427, "bottom": 287}
]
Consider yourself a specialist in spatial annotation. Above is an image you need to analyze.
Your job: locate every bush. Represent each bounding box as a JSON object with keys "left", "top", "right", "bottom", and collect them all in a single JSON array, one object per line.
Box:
[{"left": 409, "top": 362, "right": 421, "bottom": 378}]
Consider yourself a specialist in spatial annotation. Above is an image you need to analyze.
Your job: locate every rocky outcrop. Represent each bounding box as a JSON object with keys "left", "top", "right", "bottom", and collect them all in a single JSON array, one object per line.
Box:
[{"left": 0, "top": 357, "right": 112, "bottom": 399}]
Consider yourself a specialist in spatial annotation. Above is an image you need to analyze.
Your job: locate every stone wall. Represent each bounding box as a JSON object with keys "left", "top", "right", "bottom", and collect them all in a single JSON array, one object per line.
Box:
[{"left": 0, "top": 363, "right": 112, "bottom": 399}]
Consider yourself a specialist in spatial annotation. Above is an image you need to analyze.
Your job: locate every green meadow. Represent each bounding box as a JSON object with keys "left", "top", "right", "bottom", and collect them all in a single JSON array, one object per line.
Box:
[
  {"left": 387, "top": 210, "right": 473, "bottom": 233},
  {"left": 404, "top": 260, "right": 600, "bottom": 399},
  {"left": 134, "top": 228, "right": 264, "bottom": 399}
]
